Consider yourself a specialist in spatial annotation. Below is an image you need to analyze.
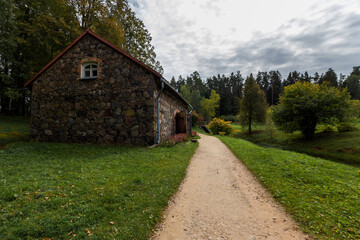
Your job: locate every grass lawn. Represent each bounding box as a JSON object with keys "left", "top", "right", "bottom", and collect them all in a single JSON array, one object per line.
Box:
[
  {"left": 0, "top": 115, "right": 29, "bottom": 146},
  {"left": 0, "top": 116, "right": 198, "bottom": 239},
  {"left": 218, "top": 135, "right": 360, "bottom": 239},
  {"left": 231, "top": 121, "right": 360, "bottom": 166}
]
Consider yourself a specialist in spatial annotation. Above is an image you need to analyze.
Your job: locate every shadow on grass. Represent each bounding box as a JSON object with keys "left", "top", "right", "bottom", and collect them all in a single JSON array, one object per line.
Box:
[{"left": 237, "top": 127, "right": 360, "bottom": 167}]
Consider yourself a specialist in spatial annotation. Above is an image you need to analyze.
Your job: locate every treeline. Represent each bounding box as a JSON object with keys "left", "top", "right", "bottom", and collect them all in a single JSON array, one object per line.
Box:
[
  {"left": 170, "top": 67, "right": 360, "bottom": 120},
  {"left": 0, "top": 0, "right": 162, "bottom": 115}
]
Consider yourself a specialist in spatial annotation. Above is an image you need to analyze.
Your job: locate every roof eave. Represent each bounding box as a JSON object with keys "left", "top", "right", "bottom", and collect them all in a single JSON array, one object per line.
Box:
[{"left": 24, "top": 29, "right": 191, "bottom": 108}]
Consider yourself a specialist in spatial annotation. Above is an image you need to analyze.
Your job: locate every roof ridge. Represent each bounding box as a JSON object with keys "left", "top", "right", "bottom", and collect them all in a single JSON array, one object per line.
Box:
[{"left": 24, "top": 29, "right": 162, "bottom": 87}]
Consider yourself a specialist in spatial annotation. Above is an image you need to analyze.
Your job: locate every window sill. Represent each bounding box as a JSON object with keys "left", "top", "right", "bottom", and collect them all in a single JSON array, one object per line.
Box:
[{"left": 80, "top": 77, "right": 98, "bottom": 80}]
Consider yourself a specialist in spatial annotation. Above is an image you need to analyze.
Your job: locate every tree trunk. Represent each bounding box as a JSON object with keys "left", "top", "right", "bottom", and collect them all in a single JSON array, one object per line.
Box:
[
  {"left": 303, "top": 117, "right": 317, "bottom": 139},
  {"left": 1, "top": 96, "right": 10, "bottom": 115},
  {"left": 248, "top": 115, "right": 252, "bottom": 134}
]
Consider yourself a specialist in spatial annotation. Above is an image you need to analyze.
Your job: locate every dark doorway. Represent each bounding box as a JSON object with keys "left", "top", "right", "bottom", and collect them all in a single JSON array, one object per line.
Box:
[{"left": 175, "top": 111, "right": 187, "bottom": 134}]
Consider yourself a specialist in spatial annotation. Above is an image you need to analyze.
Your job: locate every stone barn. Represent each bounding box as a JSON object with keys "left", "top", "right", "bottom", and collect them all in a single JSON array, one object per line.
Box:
[{"left": 24, "top": 29, "right": 192, "bottom": 146}]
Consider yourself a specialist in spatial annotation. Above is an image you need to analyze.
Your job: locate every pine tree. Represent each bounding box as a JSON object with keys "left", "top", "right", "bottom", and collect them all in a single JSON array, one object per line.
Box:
[
  {"left": 239, "top": 74, "right": 267, "bottom": 133},
  {"left": 319, "top": 68, "right": 338, "bottom": 87},
  {"left": 350, "top": 66, "right": 360, "bottom": 76},
  {"left": 344, "top": 75, "right": 360, "bottom": 99},
  {"left": 268, "top": 71, "right": 283, "bottom": 105},
  {"left": 313, "top": 72, "right": 320, "bottom": 83},
  {"left": 170, "top": 76, "right": 177, "bottom": 90}
]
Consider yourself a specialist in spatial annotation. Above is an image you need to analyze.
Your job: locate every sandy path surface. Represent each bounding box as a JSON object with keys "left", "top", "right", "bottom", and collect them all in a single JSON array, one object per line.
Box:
[{"left": 152, "top": 134, "right": 307, "bottom": 240}]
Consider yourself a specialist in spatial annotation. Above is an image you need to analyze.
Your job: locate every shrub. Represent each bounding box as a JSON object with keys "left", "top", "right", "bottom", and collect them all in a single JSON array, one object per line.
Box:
[
  {"left": 191, "top": 131, "right": 197, "bottom": 137},
  {"left": 230, "top": 129, "right": 242, "bottom": 138},
  {"left": 191, "top": 111, "right": 200, "bottom": 126},
  {"left": 207, "top": 118, "right": 233, "bottom": 135},
  {"left": 265, "top": 111, "right": 276, "bottom": 139},
  {"left": 349, "top": 100, "right": 360, "bottom": 120},
  {"left": 162, "top": 133, "right": 188, "bottom": 146},
  {"left": 336, "top": 122, "right": 357, "bottom": 132},
  {"left": 317, "top": 124, "right": 337, "bottom": 133}
]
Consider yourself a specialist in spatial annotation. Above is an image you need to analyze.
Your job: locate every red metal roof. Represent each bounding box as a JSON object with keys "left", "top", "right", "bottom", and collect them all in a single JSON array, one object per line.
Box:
[{"left": 24, "top": 29, "right": 162, "bottom": 87}]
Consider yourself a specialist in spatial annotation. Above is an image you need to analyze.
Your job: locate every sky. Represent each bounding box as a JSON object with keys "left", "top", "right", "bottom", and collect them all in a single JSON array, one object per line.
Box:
[{"left": 132, "top": 0, "right": 360, "bottom": 80}]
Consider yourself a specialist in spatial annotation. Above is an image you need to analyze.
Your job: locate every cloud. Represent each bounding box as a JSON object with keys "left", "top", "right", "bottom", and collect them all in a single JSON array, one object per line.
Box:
[
  {"left": 192, "top": 2, "right": 360, "bottom": 78},
  {"left": 134, "top": 0, "right": 360, "bottom": 79}
]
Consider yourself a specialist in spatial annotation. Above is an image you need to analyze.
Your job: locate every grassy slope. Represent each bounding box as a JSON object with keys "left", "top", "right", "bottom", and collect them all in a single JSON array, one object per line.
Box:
[
  {"left": 231, "top": 122, "right": 360, "bottom": 166},
  {"left": 0, "top": 116, "right": 198, "bottom": 239},
  {"left": 218, "top": 136, "right": 360, "bottom": 239}
]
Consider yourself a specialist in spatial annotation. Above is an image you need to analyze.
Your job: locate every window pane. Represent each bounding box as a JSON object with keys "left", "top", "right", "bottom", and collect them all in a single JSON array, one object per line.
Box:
[
  {"left": 92, "top": 70, "right": 97, "bottom": 77},
  {"left": 85, "top": 70, "right": 90, "bottom": 77},
  {"left": 85, "top": 65, "right": 90, "bottom": 69},
  {"left": 92, "top": 64, "right": 97, "bottom": 69}
]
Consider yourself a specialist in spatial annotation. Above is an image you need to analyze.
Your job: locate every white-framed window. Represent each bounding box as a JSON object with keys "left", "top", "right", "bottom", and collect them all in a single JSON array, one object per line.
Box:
[{"left": 81, "top": 62, "right": 98, "bottom": 79}]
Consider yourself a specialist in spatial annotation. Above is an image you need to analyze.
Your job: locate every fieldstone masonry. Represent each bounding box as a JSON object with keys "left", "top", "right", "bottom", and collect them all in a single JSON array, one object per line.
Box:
[
  {"left": 29, "top": 32, "right": 190, "bottom": 146},
  {"left": 154, "top": 84, "right": 189, "bottom": 142}
]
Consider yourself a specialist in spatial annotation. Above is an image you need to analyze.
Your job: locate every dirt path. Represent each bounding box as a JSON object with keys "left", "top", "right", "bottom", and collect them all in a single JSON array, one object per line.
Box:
[{"left": 152, "top": 134, "right": 307, "bottom": 240}]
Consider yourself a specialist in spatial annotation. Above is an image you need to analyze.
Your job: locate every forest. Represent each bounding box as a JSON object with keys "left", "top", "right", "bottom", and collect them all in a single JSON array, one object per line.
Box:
[{"left": 170, "top": 67, "right": 360, "bottom": 121}]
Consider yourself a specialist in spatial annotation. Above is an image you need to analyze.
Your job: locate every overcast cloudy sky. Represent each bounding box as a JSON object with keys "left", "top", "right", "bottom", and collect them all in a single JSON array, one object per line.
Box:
[{"left": 132, "top": 0, "right": 360, "bottom": 80}]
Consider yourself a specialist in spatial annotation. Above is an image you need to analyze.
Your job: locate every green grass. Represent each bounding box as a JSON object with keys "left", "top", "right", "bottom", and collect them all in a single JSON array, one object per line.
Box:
[
  {"left": 0, "top": 116, "right": 198, "bottom": 239},
  {"left": 0, "top": 115, "right": 29, "bottom": 146},
  {"left": 218, "top": 135, "right": 360, "bottom": 239},
  {"left": 231, "top": 121, "right": 360, "bottom": 166}
]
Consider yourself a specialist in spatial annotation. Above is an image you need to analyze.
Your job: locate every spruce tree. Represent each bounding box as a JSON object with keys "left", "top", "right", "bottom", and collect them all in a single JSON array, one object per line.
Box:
[{"left": 239, "top": 74, "right": 267, "bottom": 133}]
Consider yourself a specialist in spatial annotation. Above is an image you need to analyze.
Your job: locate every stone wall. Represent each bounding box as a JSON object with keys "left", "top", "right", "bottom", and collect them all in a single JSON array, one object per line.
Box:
[
  {"left": 154, "top": 82, "right": 190, "bottom": 143},
  {"left": 30, "top": 34, "right": 156, "bottom": 145}
]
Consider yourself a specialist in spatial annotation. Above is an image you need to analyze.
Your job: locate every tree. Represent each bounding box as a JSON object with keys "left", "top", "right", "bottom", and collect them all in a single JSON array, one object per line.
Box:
[
  {"left": 205, "top": 71, "right": 243, "bottom": 116},
  {"left": 170, "top": 76, "right": 177, "bottom": 90},
  {"left": 272, "top": 82, "right": 351, "bottom": 139},
  {"left": 350, "top": 66, "right": 360, "bottom": 76},
  {"left": 239, "top": 74, "right": 267, "bottom": 133},
  {"left": 344, "top": 75, "right": 360, "bottom": 99},
  {"left": 201, "top": 89, "right": 220, "bottom": 121},
  {"left": 0, "top": 0, "right": 18, "bottom": 114},
  {"left": 302, "top": 71, "right": 311, "bottom": 82},
  {"left": 180, "top": 78, "right": 203, "bottom": 112},
  {"left": 319, "top": 68, "right": 338, "bottom": 87},
  {"left": 179, "top": 85, "right": 191, "bottom": 101},
  {"left": 72, "top": 0, "right": 164, "bottom": 74},
  {"left": 283, "top": 71, "right": 300, "bottom": 86},
  {"left": 176, "top": 75, "right": 185, "bottom": 92},
  {"left": 229, "top": 71, "right": 244, "bottom": 114},
  {"left": 313, "top": 72, "right": 320, "bottom": 83},
  {"left": 268, "top": 71, "right": 282, "bottom": 105}
]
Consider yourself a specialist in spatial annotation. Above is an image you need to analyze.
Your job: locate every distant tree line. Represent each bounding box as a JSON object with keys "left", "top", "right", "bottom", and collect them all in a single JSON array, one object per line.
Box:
[
  {"left": 170, "top": 67, "right": 360, "bottom": 120},
  {"left": 0, "top": 0, "right": 163, "bottom": 116}
]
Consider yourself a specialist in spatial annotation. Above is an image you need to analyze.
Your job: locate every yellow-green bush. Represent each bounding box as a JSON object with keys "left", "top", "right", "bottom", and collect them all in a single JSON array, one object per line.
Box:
[
  {"left": 207, "top": 118, "right": 233, "bottom": 135},
  {"left": 336, "top": 122, "right": 357, "bottom": 132}
]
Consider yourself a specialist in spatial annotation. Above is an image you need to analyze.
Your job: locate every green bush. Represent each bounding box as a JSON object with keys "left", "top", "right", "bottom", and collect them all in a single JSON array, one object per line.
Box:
[
  {"left": 317, "top": 124, "right": 337, "bottom": 133},
  {"left": 337, "top": 122, "right": 357, "bottom": 132},
  {"left": 350, "top": 100, "right": 360, "bottom": 120},
  {"left": 207, "top": 118, "right": 233, "bottom": 135}
]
